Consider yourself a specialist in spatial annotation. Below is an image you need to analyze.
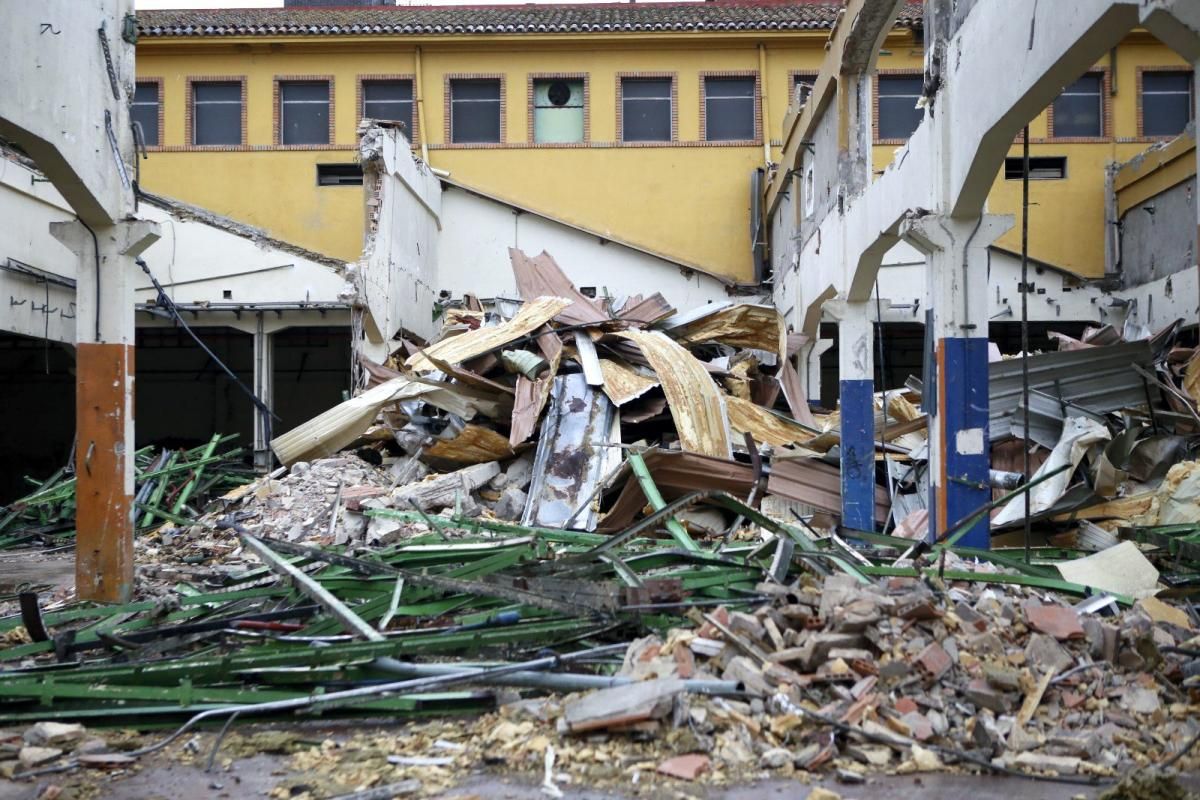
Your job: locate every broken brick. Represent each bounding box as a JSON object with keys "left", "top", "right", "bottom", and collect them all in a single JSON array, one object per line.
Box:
[{"left": 657, "top": 753, "right": 710, "bottom": 780}]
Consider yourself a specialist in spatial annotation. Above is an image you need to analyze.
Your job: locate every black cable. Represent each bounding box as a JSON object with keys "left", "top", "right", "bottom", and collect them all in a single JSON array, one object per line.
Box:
[
  {"left": 135, "top": 257, "right": 279, "bottom": 422},
  {"left": 79, "top": 219, "right": 101, "bottom": 342}
]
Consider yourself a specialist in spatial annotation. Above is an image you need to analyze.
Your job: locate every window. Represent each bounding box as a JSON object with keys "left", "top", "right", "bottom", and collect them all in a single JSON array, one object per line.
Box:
[
  {"left": 362, "top": 79, "right": 414, "bottom": 138},
  {"left": 532, "top": 78, "right": 584, "bottom": 144},
  {"left": 280, "top": 80, "right": 331, "bottom": 145},
  {"left": 877, "top": 75, "right": 923, "bottom": 141},
  {"left": 621, "top": 77, "right": 672, "bottom": 142},
  {"left": 450, "top": 79, "right": 501, "bottom": 144},
  {"left": 793, "top": 73, "right": 816, "bottom": 108},
  {"left": 1142, "top": 71, "right": 1194, "bottom": 138},
  {"left": 704, "top": 76, "right": 756, "bottom": 142},
  {"left": 1004, "top": 156, "right": 1067, "bottom": 180},
  {"left": 192, "top": 81, "right": 242, "bottom": 146},
  {"left": 317, "top": 164, "right": 363, "bottom": 186},
  {"left": 1052, "top": 73, "right": 1103, "bottom": 138},
  {"left": 132, "top": 82, "right": 159, "bottom": 147}
]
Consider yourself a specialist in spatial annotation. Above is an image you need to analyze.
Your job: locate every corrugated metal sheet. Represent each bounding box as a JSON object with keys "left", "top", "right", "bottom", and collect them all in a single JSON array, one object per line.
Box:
[{"left": 989, "top": 341, "right": 1153, "bottom": 441}]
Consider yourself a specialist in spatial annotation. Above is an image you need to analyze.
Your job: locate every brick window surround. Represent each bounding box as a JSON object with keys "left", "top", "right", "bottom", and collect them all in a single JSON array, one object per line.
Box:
[
  {"left": 357, "top": 74, "right": 419, "bottom": 146},
  {"left": 1136, "top": 66, "right": 1195, "bottom": 140},
  {"left": 273, "top": 75, "right": 337, "bottom": 149},
  {"left": 185, "top": 76, "right": 248, "bottom": 149},
  {"left": 616, "top": 72, "right": 678, "bottom": 145},
  {"left": 443, "top": 73, "right": 507, "bottom": 148},
  {"left": 134, "top": 77, "right": 165, "bottom": 151},
  {"left": 1047, "top": 69, "right": 1112, "bottom": 142},
  {"left": 873, "top": 69, "right": 923, "bottom": 146},
  {"left": 699, "top": 70, "right": 762, "bottom": 145},
  {"left": 526, "top": 73, "right": 590, "bottom": 146}
]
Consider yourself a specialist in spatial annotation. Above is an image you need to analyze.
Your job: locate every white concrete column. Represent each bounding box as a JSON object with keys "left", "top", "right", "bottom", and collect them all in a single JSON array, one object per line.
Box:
[
  {"left": 902, "top": 213, "right": 1011, "bottom": 548},
  {"left": 825, "top": 298, "right": 877, "bottom": 531},
  {"left": 50, "top": 219, "right": 159, "bottom": 603},
  {"left": 253, "top": 313, "right": 275, "bottom": 472}
]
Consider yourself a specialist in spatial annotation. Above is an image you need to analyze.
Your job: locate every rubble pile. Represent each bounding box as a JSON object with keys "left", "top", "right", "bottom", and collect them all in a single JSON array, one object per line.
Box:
[{"left": 1, "top": 248, "right": 1198, "bottom": 797}]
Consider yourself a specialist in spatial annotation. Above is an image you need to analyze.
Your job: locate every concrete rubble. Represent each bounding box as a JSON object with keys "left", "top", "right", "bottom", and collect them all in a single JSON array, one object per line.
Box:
[{"left": 0, "top": 249, "right": 1197, "bottom": 800}]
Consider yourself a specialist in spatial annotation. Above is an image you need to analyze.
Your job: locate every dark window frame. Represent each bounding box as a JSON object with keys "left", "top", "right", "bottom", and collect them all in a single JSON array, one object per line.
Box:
[
  {"left": 618, "top": 74, "right": 676, "bottom": 144},
  {"left": 274, "top": 76, "right": 335, "bottom": 147},
  {"left": 529, "top": 74, "right": 588, "bottom": 145},
  {"left": 874, "top": 72, "right": 925, "bottom": 144},
  {"left": 701, "top": 73, "right": 759, "bottom": 143},
  {"left": 189, "top": 78, "right": 245, "bottom": 148},
  {"left": 1139, "top": 67, "right": 1195, "bottom": 139},
  {"left": 446, "top": 75, "right": 505, "bottom": 146},
  {"left": 358, "top": 76, "right": 417, "bottom": 144},
  {"left": 316, "top": 163, "right": 364, "bottom": 186},
  {"left": 1049, "top": 70, "right": 1109, "bottom": 141},
  {"left": 132, "top": 79, "right": 163, "bottom": 149},
  {"left": 1004, "top": 155, "right": 1068, "bottom": 180}
]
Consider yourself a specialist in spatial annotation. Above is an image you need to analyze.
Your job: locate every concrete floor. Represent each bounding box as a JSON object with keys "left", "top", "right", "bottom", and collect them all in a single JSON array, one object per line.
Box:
[{"left": 2, "top": 746, "right": 1195, "bottom": 800}]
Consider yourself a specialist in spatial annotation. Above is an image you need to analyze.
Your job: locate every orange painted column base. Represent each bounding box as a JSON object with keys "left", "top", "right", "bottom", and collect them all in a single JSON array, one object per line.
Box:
[{"left": 75, "top": 342, "right": 135, "bottom": 603}]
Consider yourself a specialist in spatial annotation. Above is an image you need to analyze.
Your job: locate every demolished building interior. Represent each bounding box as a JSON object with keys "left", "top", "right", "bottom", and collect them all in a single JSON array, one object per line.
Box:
[{"left": 1, "top": 0, "right": 1200, "bottom": 798}]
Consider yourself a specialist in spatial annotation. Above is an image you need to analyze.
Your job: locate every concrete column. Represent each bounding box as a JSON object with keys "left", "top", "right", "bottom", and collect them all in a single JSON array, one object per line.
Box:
[
  {"left": 50, "top": 219, "right": 159, "bottom": 603},
  {"left": 825, "top": 299, "right": 876, "bottom": 532},
  {"left": 253, "top": 314, "right": 275, "bottom": 472},
  {"left": 902, "top": 214, "right": 1012, "bottom": 549}
]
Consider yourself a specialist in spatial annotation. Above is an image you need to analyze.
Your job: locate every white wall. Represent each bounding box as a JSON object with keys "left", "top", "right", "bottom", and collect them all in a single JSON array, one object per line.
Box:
[{"left": 436, "top": 184, "right": 734, "bottom": 311}]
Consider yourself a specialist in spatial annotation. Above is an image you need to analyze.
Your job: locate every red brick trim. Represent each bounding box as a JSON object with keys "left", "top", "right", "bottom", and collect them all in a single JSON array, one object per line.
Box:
[
  {"left": 873, "top": 68, "right": 923, "bottom": 146},
  {"left": 274, "top": 75, "right": 336, "bottom": 147},
  {"left": 616, "top": 71, "right": 678, "bottom": 145},
  {"left": 526, "top": 73, "right": 590, "bottom": 146},
  {"left": 699, "top": 70, "right": 761, "bottom": 144},
  {"left": 1047, "top": 68, "right": 1112, "bottom": 142},
  {"left": 151, "top": 144, "right": 355, "bottom": 153},
  {"left": 1136, "top": 65, "right": 1195, "bottom": 140},
  {"left": 185, "top": 75, "right": 248, "bottom": 149},
  {"left": 787, "top": 69, "right": 818, "bottom": 111},
  {"left": 444, "top": 73, "right": 507, "bottom": 147},
  {"left": 356, "top": 73, "right": 419, "bottom": 146},
  {"left": 134, "top": 77, "right": 165, "bottom": 151}
]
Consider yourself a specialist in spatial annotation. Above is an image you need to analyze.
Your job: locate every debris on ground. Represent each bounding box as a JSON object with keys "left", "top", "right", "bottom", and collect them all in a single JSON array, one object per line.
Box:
[{"left": 1, "top": 249, "right": 1198, "bottom": 798}]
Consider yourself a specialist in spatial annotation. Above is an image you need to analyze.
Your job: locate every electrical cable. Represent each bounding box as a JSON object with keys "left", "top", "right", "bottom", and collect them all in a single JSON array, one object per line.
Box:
[
  {"left": 135, "top": 257, "right": 279, "bottom": 422},
  {"left": 78, "top": 219, "right": 101, "bottom": 342}
]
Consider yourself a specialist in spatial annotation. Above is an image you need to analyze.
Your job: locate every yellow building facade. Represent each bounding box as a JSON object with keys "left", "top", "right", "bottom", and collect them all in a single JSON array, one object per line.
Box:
[{"left": 134, "top": 5, "right": 1191, "bottom": 284}]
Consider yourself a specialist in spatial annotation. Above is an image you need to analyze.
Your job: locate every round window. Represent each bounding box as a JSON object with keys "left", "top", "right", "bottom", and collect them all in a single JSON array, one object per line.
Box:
[{"left": 547, "top": 81, "right": 572, "bottom": 107}]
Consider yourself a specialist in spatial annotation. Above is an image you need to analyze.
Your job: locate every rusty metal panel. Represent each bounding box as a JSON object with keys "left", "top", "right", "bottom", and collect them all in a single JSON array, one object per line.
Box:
[
  {"left": 522, "top": 374, "right": 617, "bottom": 530},
  {"left": 768, "top": 457, "right": 890, "bottom": 525}
]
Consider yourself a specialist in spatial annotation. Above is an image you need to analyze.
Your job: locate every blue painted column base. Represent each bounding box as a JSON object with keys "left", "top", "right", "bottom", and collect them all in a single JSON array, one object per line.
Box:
[
  {"left": 937, "top": 337, "right": 991, "bottom": 549},
  {"left": 839, "top": 378, "right": 876, "bottom": 532}
]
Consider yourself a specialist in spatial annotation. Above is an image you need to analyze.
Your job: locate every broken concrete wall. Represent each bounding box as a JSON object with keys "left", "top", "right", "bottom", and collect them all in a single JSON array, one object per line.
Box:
[
  {"left": 1118, "top": 178, "right": 1197, "bottom": 284},
  {"left": 357, "top": 123, "right": 442, "bottom": 350}
]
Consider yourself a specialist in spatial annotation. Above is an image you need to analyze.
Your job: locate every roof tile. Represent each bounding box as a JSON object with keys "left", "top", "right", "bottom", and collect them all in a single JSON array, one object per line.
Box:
[{"left": 137, "top": 2, "right": 923, "bottom": 38}]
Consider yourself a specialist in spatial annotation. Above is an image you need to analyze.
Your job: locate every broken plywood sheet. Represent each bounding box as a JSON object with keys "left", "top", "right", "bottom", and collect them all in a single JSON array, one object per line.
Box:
[
  {"left": 426, "top": 424, "right": 516, "bottom": 465},
  {"left": 669, "top": 304, "right": 787, "bottom": 359},
  {"left": 617, "top": 330, "right": 732, "bottom": 459},
  {"left": 272, "top": 378, "right": 435, "bottom": 466},
  {"left": 726, "top": 395, "right": 815, "bottom": 448},
  {"left": 598, "top": 358, "right": 659, "bottom": 406},
  {"left": 522, "top": 374, "right": 617, "bottom": 530},
  {"left": 406, "top": 296, "right": 571, "bottom": 372},
  {"left": 509, "top": 248, "right": 609, "bottom": 327},
  {"left": 1055, "top": 541, "right": 1160, "bottom": 599}
]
